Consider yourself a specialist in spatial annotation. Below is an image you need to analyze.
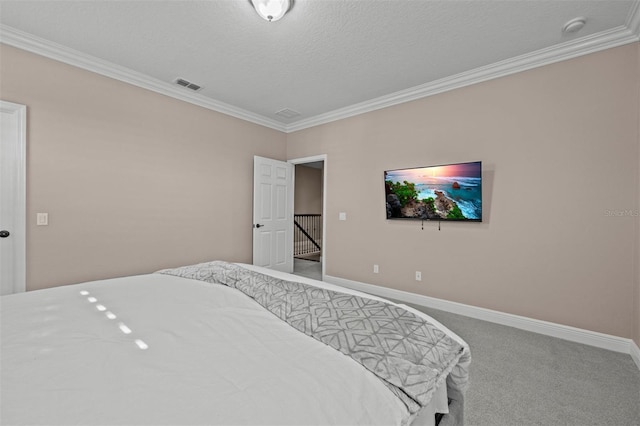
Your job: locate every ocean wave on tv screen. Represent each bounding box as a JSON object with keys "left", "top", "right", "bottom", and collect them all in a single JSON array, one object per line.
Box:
[{"left": 456, "top": 199, "right": 481, "bottom": 220}]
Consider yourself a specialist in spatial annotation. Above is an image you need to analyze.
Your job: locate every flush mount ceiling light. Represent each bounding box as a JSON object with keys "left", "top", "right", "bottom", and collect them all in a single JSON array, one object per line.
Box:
[
  {"left": 251, "top": 0, "right": 291, "bottom": 22},
  {"left": 563, "top": 17, "right": 586, "bottom": 34}
]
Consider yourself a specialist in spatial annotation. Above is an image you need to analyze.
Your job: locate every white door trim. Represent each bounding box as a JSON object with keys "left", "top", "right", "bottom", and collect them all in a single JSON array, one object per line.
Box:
[
  {"left": 289, "top": 154, "right": 327, "bottom": 280},
  {"left": 0, "top": 100, "right": 27, "bottom": 294}
]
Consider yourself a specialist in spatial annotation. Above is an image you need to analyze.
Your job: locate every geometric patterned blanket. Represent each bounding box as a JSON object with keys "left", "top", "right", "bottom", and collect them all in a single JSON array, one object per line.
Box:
[{"left": 157, "top": 261, "right": 467, "bottom": 414}]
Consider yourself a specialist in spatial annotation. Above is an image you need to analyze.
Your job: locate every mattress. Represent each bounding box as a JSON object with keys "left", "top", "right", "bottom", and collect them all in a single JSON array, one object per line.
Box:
[{"left": 1, "top": 262, "right": 469, "bottom": 426}]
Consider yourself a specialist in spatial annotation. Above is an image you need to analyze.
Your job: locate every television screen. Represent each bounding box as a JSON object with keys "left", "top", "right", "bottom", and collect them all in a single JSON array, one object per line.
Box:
[{"left": 385, "top": 161, "right": 482, "bottom": 221}]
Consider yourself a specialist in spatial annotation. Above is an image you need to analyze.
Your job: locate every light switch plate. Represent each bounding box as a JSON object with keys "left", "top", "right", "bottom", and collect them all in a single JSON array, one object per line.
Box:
[
  {"left": 339, "top": 212, "right": 347, "bottom": 221},
  {"left": 36, "top": 213, "right": 48, "bottom": 226}
]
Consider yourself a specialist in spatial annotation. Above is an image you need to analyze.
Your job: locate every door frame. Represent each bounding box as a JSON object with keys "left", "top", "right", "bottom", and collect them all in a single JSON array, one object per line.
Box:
[
  {"left": 289, "top": 154, "right": 327, "bottom": 279},
  {"left": 1, "top": 100, "right": 27, "bottom": 294}
]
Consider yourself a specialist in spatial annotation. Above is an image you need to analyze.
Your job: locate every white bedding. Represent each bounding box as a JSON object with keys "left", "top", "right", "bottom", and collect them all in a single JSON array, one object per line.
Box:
[{"left": 1, "top": 263, "right": 468, "bottom": 426}]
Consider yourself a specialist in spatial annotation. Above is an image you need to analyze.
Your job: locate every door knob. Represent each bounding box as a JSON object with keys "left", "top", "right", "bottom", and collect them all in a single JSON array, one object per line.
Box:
[
  {"left": 254, "top": 224, "right": 264, "bottom": 228},
  {"left": 0, "top": 230, "right": 10, "bottom": 238}
]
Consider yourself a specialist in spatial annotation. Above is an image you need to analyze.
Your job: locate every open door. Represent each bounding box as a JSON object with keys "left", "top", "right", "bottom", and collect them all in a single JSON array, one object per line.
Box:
[
  {"left": 252, "top": 156, "right": 294, "bottom": 273},
  {"left": 0, "top": 101, "right": 26, "bottom": 295}
]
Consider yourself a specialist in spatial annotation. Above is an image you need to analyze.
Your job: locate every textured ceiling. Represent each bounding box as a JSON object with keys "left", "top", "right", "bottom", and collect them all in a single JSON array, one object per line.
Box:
[{"left": 0, "top": 0, "right": 639, "bottom": 132}]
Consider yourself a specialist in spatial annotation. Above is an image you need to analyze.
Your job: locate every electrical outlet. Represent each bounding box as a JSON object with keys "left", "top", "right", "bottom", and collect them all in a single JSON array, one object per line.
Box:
[
  {"left": 415, "top": 271, "right": 422, "bottom": 281},
  {"left": 373, "top": 264, "right": 379, "bottom": 274}
]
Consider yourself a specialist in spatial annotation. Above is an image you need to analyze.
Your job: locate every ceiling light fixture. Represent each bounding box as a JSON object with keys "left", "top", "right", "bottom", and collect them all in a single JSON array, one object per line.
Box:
[
  {"left": 563, "top": 17, "right": 586, "bottom": 34},
  {"left": 251, "top": 0, "right": 291, "bottom": 22}
]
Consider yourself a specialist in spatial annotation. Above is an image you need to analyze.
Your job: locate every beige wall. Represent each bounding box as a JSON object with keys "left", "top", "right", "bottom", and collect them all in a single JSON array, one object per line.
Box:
[
  {"left": 294, "top": 165, "right": 323, "bottom": 214},
  {"left": 287, "top": 43, "right": 640, "bottom": 339},
  {"left": 0, "top": 44, "right": 287, "bottom": 291},
  {"left": 2, "top": 41, "right": 639, "bottom": 343}
]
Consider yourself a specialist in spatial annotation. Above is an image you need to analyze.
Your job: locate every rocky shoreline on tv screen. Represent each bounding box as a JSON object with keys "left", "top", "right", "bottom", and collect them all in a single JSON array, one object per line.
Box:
[{"left": 386, "top": 184, "right": 465, "bottom": 220}]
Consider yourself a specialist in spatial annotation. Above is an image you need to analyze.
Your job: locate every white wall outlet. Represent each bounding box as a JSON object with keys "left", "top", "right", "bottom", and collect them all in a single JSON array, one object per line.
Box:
[
  {"left": 339, "top": 212, "right": 347, "bottom": 221},
  {"left": 415, "top": 271, "right": 422, "bottom": 281},
  {"left": 373, "top": 264, "right": 379, "bottom": 273},
  {"left": 36, "top": 213, "right": 48, "bottom": 226}
]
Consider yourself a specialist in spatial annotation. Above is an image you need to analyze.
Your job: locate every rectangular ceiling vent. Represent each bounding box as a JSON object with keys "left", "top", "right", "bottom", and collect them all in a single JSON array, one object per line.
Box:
[
  {"left": 174, "top": 78, "right": 202, "bottom": 92},
  {"left": 275, "top": 108, "right": 301, "bottom": 119}
]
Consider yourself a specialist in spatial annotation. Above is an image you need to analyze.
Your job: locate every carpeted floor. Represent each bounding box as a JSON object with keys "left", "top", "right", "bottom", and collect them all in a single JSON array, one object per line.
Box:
[
  {"left": 293, "top": 258, "right": 322, "bottom": 280},
  {"left": 292, "top": 261, "right": 639, "bottom": 424},
  {"left": 405, "top": 304, "right": 640, "bottom": 426}
]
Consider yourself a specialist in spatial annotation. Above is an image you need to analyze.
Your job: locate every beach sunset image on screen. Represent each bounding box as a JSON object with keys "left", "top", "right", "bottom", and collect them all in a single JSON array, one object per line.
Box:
[{"left": 384, "top": 161, "right": 482, "bottom": 221}]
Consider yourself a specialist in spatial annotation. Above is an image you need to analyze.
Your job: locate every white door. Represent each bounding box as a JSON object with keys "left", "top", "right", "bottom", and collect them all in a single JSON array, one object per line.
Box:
[
  {"left": 0, "top": 101, "right": 27, "bottom": 295},
  {"left": 253, "top": 156, "right": 293, "bottom": 273}
]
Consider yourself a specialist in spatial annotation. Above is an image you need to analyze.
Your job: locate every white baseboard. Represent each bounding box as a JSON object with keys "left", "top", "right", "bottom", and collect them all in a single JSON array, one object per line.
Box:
[
  {"left": 631, "top": 340, "right": 640, "bottom": 371},
  {"left": 324, "top": 274, "right": 638, "bottom": 368}
]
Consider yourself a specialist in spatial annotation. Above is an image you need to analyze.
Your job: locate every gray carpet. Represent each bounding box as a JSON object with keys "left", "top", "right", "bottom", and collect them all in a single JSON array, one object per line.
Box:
[
  {"left": 293, "top": 258, "right": 323, "bottom": 281},
  {"left": 404, "top": 303, "right": 640, "bottom": 426},
  {"left": 291, "top": 262, "right": 639, "bottom": 424}
]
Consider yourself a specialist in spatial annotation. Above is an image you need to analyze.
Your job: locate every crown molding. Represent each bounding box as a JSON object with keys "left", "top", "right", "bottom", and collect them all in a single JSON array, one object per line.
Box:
[
  {"left": 285, "top": 15, "right": 640, "bottom": 132},
  {"left": 627, "top": 0, "right": 640, "bottom": 37},
  {"left": 0, "top": 25, "right": 287, "bottom": 132},
  {"left": 2, "top": 0, "right": 639, "bottom": 136}
]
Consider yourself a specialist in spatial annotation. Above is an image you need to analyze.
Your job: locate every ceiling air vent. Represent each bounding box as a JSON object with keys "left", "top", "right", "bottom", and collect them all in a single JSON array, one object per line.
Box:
[
  {"left": 174, "top": 78, "right": 202, "bottom": 91},
  {"left": 275, "top": 108, "right": 300, "bottom": 119}
]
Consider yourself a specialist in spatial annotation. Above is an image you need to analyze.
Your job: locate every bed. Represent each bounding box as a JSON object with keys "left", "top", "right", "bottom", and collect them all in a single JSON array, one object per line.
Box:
[{"left": 1, "top": 261, "right": 470, "bottom": 426}]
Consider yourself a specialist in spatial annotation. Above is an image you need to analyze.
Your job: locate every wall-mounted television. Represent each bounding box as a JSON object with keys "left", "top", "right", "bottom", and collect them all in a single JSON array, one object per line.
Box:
[{"left": 385, "top": 161, "right": 482, "bottom": 221}]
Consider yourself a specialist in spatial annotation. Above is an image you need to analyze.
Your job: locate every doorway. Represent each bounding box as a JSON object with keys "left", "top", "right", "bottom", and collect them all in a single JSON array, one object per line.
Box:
[{"left": 289, "top": 155, "right": 326, "bottom": 281}]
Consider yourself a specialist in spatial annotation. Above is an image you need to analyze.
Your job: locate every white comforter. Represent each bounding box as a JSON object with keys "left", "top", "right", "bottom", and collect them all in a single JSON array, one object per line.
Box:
[{"left": 1, "top": 264, "right": 468, "bottom": 426}]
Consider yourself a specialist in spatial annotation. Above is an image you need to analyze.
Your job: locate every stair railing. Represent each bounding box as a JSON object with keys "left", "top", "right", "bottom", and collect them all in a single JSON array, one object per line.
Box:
[{"left": 294, "top": 214, "right": 321, "bottom": 257}]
